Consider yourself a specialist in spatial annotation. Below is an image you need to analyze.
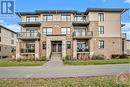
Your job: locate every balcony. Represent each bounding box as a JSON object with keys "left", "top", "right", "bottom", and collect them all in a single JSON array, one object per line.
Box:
[
  {"left": 20, "top": 48, "right": 35, "bottom": 54},
  {"left": 18, "top": 32, "right": 40, "bottom": 40},
  {"left": 73, "top": 31, "right": 92, "bottom": 39},
  {"left": 18, "top": 22, "right": 41, "bottom": 27},
  {"left": 73, "top": 16, "right": 89, "bottom": 26},
  {"left": 72, "top": 21, "right": 89, "bottom": 26}
]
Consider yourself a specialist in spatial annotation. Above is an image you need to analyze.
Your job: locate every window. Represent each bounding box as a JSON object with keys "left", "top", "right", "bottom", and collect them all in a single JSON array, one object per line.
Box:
[
  {"left": 98, "top": 13, "right": 104, "bottom": 22},
  {"left": 99, "top": 40, "right": 104, "bottom": 48},
  {"left": 77, "top": 41, "right": 89, "bottom": 52},
  {"left": 67, "top": 41, "right": 71, "bottom": 49},
  {"left": 74, "top": 16, "right": 86, "bottom": 22},
  {"left": 61, "top": 15, "right": 71, "bottom": 21},
  {"left": 61, "top": 28, "right": 70, "bottom": 34},
  {"left": 26, "top": 16, "right": 38, "bottom": 22},
  {"left": 43, "top": 15, "right": 53, "bottom": 21},
  {"left": 98, "top": 26, "right": 104, "bottom": 34},
  {"left": 0, "top": 37, "right": 1, "bottom": 42},
  {"left": 43, "top": 43, "right": 46, "bottom": 49},
  {"left": 43, "top": 28, "right": 52, "bottom": 35},
  {"left": 0, "top": 46, "right": 1, "bottom": 52},
  {"left": 11, "top": 40, "right": 14, "bottom": 44},
  {"left": 75, "top": 28, "right": 86, "bottom": 36}
]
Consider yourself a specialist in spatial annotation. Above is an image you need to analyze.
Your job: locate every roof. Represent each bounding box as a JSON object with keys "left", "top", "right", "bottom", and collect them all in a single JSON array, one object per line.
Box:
[
  {"left": 0, "top": 25, "right": 17, "bottom": 34},
  {"left": 16, "top": 10, "right": 78, "bottom": 17},
  {"left": 85, "top": 8, "right": 128, "bottom": 14},
  {"left": 16, "top": 8, "right": 128, "bottom": 17}
]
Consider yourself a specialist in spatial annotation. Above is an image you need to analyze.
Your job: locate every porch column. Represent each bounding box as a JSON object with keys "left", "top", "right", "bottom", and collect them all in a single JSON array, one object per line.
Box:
[
  {"left": 89, "top": 39, "right": 95, "bottom": 58},
  {"left": 35, "top": 41, "right": 39, "bottom": 59},
  {"left": 16, "top": 42, "right": 21, "bottom": 59},
  {"left": 73, "top": 40, "right": 77, "bottom": 59},
  {"left": 62, "top": 40, "right": 66, "bottom": 59},
  {"left": 46, "top": 39, "right": 51, "bottom": 60}
]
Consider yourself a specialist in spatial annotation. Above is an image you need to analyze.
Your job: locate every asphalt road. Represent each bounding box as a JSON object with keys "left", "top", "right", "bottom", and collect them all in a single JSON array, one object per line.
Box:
[{"left": 0, "top": 64, "right": 129, "bottom": 78}]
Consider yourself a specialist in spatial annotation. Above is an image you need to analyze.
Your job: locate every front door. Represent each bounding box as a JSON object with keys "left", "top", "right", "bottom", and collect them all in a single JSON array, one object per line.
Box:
[{"left": 52, "top": 41, "right": 62, "bottom": 53}]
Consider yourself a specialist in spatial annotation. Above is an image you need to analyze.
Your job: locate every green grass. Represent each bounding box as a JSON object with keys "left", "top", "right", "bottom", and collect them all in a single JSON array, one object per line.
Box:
[
  {"left": 0, "top": 60, "right": 46, "bottom": 67},
  {"left": 64, "top": 57, "right": 130, "bottom": 65},
  {"left": 0, "top": 75, "right": 129, "bottom": 87}
]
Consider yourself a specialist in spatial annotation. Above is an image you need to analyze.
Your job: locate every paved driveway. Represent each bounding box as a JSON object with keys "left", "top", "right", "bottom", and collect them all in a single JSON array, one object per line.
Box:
[{"left": 0, "top": 64, "right": 129, "bottom": 78}]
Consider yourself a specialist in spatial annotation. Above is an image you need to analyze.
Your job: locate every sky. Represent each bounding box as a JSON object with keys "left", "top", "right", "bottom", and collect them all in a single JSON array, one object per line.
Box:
[{"left": 0, "top": 0, "right": 130, "bottom": 39}]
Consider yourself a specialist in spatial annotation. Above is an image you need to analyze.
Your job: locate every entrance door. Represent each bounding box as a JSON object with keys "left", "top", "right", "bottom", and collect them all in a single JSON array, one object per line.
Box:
[
  {"left": 52, "top": 41, "right": 62, "bottom": 53},
  {"left": 52, "top": 44, "right": 56, "bottom": 52},
  {"left": 58, "top": 44, "right": 62, "bottom": 52}
]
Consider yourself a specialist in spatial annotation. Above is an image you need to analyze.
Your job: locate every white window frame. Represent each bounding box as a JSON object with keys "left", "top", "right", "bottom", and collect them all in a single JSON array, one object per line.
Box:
[
  {"left": 26, "top": 16, "right": 38, "bottom": 22},
  {"left": 43, "top": 15, "right": 53, "bottom": 21},
  {"left": 98, "top": 26, "right": 104, "bottom": 34},
  {"left": 43, "top": 28, "right": 52, "bottom": 35},
  {"left": 61, "top": 15, "right": 71, "bottom": 21},
  {"left": 61, "top": 28, "right": 70, "bottom": 34},
  {"left": 98, "top": 13, "right": 104, "bottom": 22},
  {"left": 98, "top": 40, "right": 104, "bottom": 48}
]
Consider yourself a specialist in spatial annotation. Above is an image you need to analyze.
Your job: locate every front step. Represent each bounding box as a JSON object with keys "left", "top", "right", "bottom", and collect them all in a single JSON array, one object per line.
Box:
[
  {"left": 43, "top": 53, "right": 63, "bottom": 67},
  {"left": 50, "top": 53, "right": 62, "bottom": 61}
]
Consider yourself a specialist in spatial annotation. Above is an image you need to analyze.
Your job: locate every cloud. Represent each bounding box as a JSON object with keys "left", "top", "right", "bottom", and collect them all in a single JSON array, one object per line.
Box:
[
  {"left": 0, "top": 19, "right": 20, "bottom": 32},
  {"left": 125, "top": 0, "right": 130, "bottom": 4}
]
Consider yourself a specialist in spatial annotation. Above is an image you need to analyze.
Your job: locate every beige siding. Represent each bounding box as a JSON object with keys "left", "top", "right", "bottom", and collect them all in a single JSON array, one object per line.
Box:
[{"left": 0, "top": 27, "right": 17, "bottom": 46}]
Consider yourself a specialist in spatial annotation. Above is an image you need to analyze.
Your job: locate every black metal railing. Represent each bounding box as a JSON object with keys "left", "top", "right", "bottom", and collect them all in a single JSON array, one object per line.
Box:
[{"left": 18, "top": 32, "right": 40, "bottom": 39}]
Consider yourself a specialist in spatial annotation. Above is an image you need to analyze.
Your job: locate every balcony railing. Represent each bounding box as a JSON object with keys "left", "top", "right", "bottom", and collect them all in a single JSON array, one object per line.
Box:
[
  {"left": 73, "top": 31, "right": 92, "bottom": 39},
  {"left": 18, "top": 32, "right": 40, "bottom": 39},
  {"left": 20, "top": 48, "right": 35, "bottom": 53},
  {"left": 77, "top": 48, "right": 89, "bottom": 52},
  {"left": 18, "top": 21, "right": 41, "bottom": 27}
]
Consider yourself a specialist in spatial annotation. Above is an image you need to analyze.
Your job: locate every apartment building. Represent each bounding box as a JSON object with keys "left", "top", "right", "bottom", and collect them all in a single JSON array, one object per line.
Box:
[
  {"left": 0, "top": 25, "right": 17, "bottom": 58},
  {"left": 126, "top": 40, "right": 130, "bottom": 55},
  {"left": 16, "top": 8, "right": 128, "bottom": 60}
]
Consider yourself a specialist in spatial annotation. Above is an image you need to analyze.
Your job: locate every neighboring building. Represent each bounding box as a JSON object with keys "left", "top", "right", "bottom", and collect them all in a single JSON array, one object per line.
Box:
[
  {"left": 122, "top": 33, "right": 127, "bottom": 54},
  {"left": 0, "top": 25, "right": 17, "bottom": 58},
  {"left": 126, "top": 40, "right": 130, "bottom": 55},
  {"left": 16, "top": 8, "right": 128, "bottom": 60}
]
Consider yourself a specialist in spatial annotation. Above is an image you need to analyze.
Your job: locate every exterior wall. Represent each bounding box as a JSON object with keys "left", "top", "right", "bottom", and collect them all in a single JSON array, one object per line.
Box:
[
  {"left": 17, "top": 9, "right": 124, "bottom": 59},
  {"left": 0, "top": 44, "right": 15, "bottom": 58},
  {"left": 0, "top": 27, "right": 17, "bottom": 46},
  {"left": 88, "top": 12, "right": 122, "bottom": 59},
  {"left": 90, "top": 37, "right": 122, "bottom": 59},
  {"left": 40, "top": 21, "right": 73, "bottom": 57},
  {"left": 126, "top": 40, "right": 130, "bottom": 55},
  {"left": 0, "top": 26, "right": 17, "bottom": 58}
]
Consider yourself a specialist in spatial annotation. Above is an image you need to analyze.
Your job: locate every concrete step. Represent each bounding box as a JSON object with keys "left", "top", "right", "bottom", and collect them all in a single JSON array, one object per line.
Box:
[{"left": 43, "top": 53, "right": 64, "bottom": 67}]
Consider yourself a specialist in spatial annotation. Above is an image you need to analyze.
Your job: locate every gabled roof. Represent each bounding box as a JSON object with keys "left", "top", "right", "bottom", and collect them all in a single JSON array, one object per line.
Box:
[{"left": 0, "top": 25, "right": 17, "bottom": 34}]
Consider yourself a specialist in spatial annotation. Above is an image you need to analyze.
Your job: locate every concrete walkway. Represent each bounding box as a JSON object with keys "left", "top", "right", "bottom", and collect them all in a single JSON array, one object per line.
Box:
[
  {"left": 0, "top": 54, "right": 129, "bottom": 78},
  {"left": 43, "top": 53, "right": 64, "bottom": 67}
]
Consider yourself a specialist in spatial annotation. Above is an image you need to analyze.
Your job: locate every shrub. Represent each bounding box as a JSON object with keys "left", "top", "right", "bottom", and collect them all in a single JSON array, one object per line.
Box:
[
  {"left": 111, "top": 54, "right": 128, "bottom": 59},
  {"left": 92, "top": 54, "right": 105, "bottom": 60},
  {"left": 65, "top": 55, "right": 71, "bottom": 60},
  {"left": 38, "top": 56, "right": 46, "bottom": 61}
]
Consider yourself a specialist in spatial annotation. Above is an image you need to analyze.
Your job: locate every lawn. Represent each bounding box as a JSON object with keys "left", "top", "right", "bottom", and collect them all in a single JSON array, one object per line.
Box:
[
  {"left": 0, "top": 74, "right": 129, "bottom": 87},
  {"left": 64, "top": 57, "right": 130, "bottom": 65},
  {"left": 0, "top": 60, "right": 46, "bottom": 67}
]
